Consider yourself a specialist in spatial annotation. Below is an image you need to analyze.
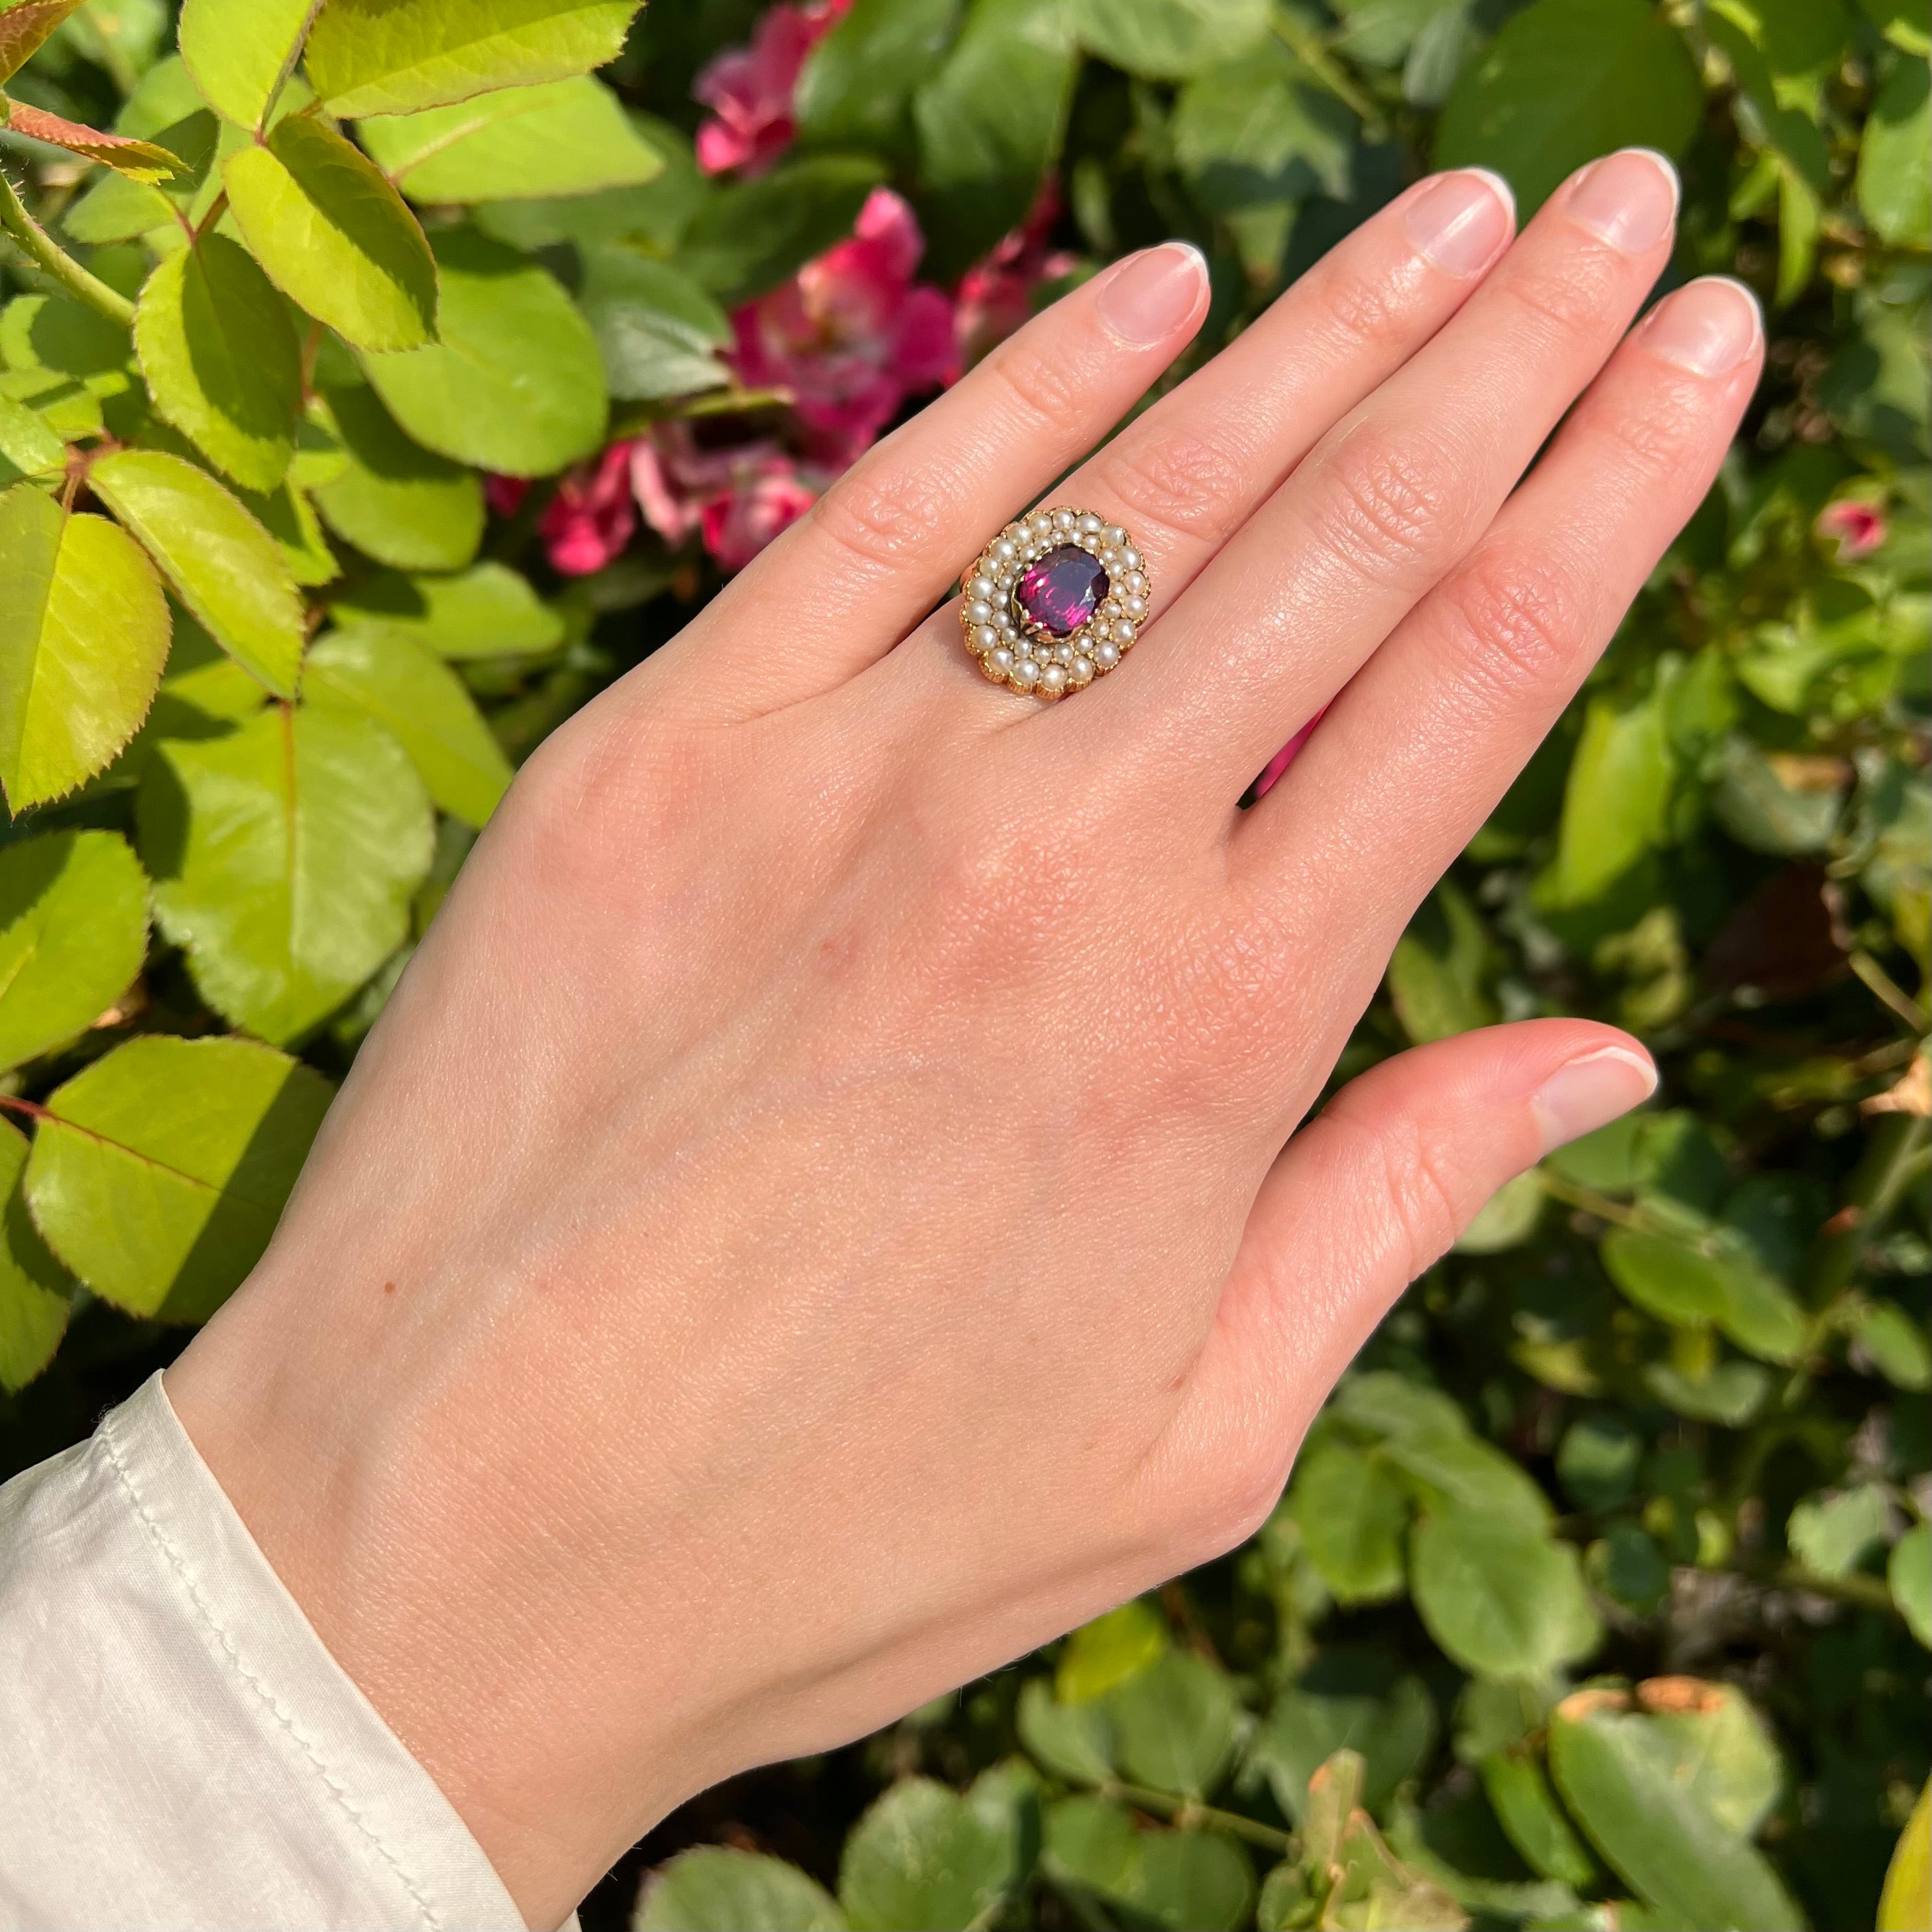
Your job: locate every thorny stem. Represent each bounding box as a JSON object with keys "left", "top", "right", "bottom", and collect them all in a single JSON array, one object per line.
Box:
[{"left": 0, "top": 167, "right": 135, "bottom": 327}]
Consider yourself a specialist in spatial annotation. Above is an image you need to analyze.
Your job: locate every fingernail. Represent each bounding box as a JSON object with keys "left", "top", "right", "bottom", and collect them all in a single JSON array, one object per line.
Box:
[
  {"left": 1640, "top": 275, "right": 1762, "bottom": 376},
  {"left": 1404, "top": 168, "right": 1514, "bottom": 276},
  {"left": 1534, "top": 1045, "right": 1658, "bottom": 1154},
  {"left": 1565, "top": 148, "right": 1679, "bottom": 255},
  {"left": 1096, "top": 242, "right": 1208, "bottom": 346}
]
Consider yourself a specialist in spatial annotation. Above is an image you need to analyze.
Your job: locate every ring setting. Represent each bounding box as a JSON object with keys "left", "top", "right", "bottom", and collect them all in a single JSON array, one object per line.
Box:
[{"left": 959, "top": 508, "right": 1149, "bottom": 700}]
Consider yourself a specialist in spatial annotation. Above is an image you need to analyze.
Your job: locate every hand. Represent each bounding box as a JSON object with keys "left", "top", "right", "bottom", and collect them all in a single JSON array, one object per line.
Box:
[{"left": 168, "top": 147, "right": 1760, "bottom": 1929}]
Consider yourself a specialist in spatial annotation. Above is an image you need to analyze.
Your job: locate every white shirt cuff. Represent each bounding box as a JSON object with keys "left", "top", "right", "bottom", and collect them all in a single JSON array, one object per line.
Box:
[{"left": 0, "top": 1371, "right": 534, "bottom": 1932}]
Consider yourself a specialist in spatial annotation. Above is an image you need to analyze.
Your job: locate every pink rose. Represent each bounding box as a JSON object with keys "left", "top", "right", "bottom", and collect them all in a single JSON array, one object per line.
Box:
[
  {"left": 701, "top": 458, "right": 821, "bottom": 571},
  {"left": 485, "top": 475, "right": 532, "bottom": 520},
  {"left": 693, "top": 0, "right": 852, "bottom": 177},
  {"left": 541, "top": 441, "right": 639, "bottom": 577},
  {"left": 1816, "top": 498, "right": 1888, "bottom": 561},
  {"left": 729, "top": 186, "right": 960, "bottom": 468},
  {"left": 956, "top": 182, "right": 1080, "bottom": 367}
]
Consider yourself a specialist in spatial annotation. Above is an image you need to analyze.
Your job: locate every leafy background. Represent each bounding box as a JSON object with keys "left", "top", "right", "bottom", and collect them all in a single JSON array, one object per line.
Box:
[{"left": 0, "top": 0, "right": 1927, "bottom": 1927}]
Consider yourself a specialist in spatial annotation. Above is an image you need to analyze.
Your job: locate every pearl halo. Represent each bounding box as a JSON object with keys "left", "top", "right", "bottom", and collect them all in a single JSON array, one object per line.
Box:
[{"left": 958, "top": 508, "right": 1149, "bottom": 701}]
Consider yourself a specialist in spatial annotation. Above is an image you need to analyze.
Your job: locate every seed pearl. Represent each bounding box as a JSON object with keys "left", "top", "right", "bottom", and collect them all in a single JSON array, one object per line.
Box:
[
  {"left": 1078, "top": 513, "right": 1102, "bottom": 534},
  {"left": 1088, "top": 618, "right": 1111, "bottom": 644},
  {"left": 1121, "top": 546, "right": 1141, "bottom": 570},
  {"left": 1069, "top": 656, "right": 1095, "bottom": 687},
  {"left": 1123, "top": 569, "right": 1147, "bottom": 595},
  {"left": 1052, "top": 508, "right": 1074, "bottom": 530},
  {"left": 1031, "top": 514, "right": 1055, "bottom": 539},
  {"left": 1105, "top": 524, "right": 1127, "bottom": 547},
  {"left": 1122, "top": 595, "right": 1147, "bottom": 619},
  {"left": 1095, "top": 640, "right": 1121, "bottom": 669},
  {"left": 1011, "top": 658, "right": 1041, "bottom": 689},
  {"left": 1098, "top": 547, "right": 1121, "bottom": 571},
  {"left": 994, "top": 539, "right": 1016, "bottom": 562},
  {"left": 973, "top": 624, "right": 999, "bottom": 652},
  {"left": 969, "top": 574, "right": 995, "bottom": 600},
  {"left": 997, "top": 614, "right": 1017, "bottom": 637},
  {"left": 966, "top": 599, "right": 993, "bottom": 624},
  {"left": 989, "top": 646, "right": 1015, "bottom": 675},
  {"left": 1053, "top": 642, "right": 1076, "bottom": 665},
  {"left": 1041, "top": 663, "right": 1070, "bottom": 693},
  {"left": 1115, "top": 620, "right": 1137, "bottom": 646}
]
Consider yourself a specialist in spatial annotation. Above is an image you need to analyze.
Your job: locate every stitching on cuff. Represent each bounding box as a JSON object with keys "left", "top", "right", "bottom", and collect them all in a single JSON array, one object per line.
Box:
[{"left": 97, "top": 1402, "right": 448, "bottom": 1931}]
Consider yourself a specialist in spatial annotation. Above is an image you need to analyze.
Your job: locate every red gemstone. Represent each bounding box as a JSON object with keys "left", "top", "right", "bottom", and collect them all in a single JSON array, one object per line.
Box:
[{"left": 1016, "top": 544, "right": 1108, "bottom": 638}]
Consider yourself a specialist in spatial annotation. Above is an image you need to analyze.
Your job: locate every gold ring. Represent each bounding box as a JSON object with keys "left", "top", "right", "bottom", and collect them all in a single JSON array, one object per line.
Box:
[{"left": 959, "top": 508, "right": 1149, "bottom": 700}]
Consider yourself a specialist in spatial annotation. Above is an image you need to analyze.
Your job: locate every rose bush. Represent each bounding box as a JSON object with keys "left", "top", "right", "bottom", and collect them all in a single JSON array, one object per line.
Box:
[{"left": 0, "top": 1, "right": 1926, "bottom": 1927}]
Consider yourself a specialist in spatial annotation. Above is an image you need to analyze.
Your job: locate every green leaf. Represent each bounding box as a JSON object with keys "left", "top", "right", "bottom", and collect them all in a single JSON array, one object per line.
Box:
[
  {"left": 357, "top": 229, "right": 606, "bottom": 477},
  {"left": 245, "top": 477, "right": 339, "bottom": 589},
  {"left": 310, "top": 382, "right": 484, "bottom": 572},
  {"left": 1109, "top": 1650, "right": 1240, "bottom": 1797},
  {"left": 88, "top": 449, "right": 304, "bottom": 698},
  {"left": 1481, "top": 1752, "right": 1599, "bottom": 1888},
  {"left": 913, "top": 0, "right": 1078, "bottom": 273},
  {"left": 1646, "top": 1356, "right": 1772, "bottom": 1426},
  {"left": 1017, "top": 1677, "right": 1117, "bottom": 1785},
  {"left": 225, "top": 114, "right": 439, "bottom": 353},
  {"left": 1385, "top": 1432, "right": 1554, "bottom": 1532},
  {"left": 1332, "top": 1369, "right": 1470, "bottom": 1443},
  {"left": 0, "top": 391, "right": 66, "bottom": 485},
  {"left": 0, "top": 0, "right": 93, "bottom": 84},
  {"left": 1890, "top": 1524, "right": 1931, "bottom": 1646},
  {"left": 1250, "top": 1663, "right": 1437, "bottom": 1822},
  {"left": 359, "top": 76, "right": 663, "bottom": 203},
  {"left": 1069, "top": 0, "right": 1273, "bottom": 79},
  {"left": 798, "top": 0, "right": 961, "bottom": 151},
  {"left": 1286, "top": 1441, "right": 1412, "bottom": 1602},
  {"left": 578, "top": 250, "right": 731, "bottom": 403},
  {"left": 1852, "top": 1300, "right": 1932, "bottom": 1391},
  {"left": 305, "top": 0, "right": 640, "bottom": 119},
  {"left": 1456, "top": 1169, "right": 1546, "bottom": 1255},
  {"left": 133, "top": 237, "right": 303, "bottom": 493},
  {"left": 1435, "top": 0, "right": 1703, "bottom": 215},
  {"left": 0, "top": 485, "right": 170, "bottom": 811},
  {"left": 1788, "top": 1483, "right": 1891, "bottom": 1581},
  {"left": 306, "top": 629, "right": 512, "bottom": 827},
  {"left": 178, "top": 0, "right": 319, "bottom": 129},
  {"left": 0, "top": 830, "right": 148, "bottom": 1072},
  {"left": 328, "top": 563, "right": 564, "bottom": 658},
  {"left": 837, "top": 1776, "right": 1020, "bottom": 1932},
  {"left": 1044, "top": 1797, "right": 1255, "bottom": 1932},
  {"left": 23, "top": 1034, "right": 332, "bottom": 1322},
  {"left": 1387, "top": 880, "right": 1497, "bottom": 1044},
  {"left": 1601, "top": 1227, "right": 1809, "bottom": 1363},
  {"left": 139, "top": 707, "right": 434, "bottom": 1044},
  {"left": 1409, "top": 1513, "right": 1601, "bottom": 1681},
  {"left": 1556, "top": 1414, "right": 1641, "bottom": 1511},
  {"left": 1548, "top": 1693, "right": 1807, "bottom": 1930},
  {"left": 636, "top": 1847, "right": 848, "bottom": 1932},
  {"left": 1634, "top": 1677, "right": 1784, "bottom": 1841},
  {"left": 677, "top": 155, "right": 887, "bottom": 308},
  {"left": 1858, "top": 58, "right": 1931, "bottom": 247},
  {"left": 1541, "top": 689, "right": 1674, "bottom": 909},
  {"left": 1056, "top": 1599, "right": 1168, "bottom": 1703},
  {"left": 0, "top": 1117, "right": 73, "bottom": 1393}
]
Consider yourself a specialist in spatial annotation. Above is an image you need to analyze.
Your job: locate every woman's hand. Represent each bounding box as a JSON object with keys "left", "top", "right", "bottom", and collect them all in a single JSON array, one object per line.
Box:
[{"left": 167, "top": 148, "right": 1759, "bottom": 1929}]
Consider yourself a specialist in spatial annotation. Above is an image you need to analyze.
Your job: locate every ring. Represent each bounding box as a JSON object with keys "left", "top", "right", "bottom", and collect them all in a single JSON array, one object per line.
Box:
[{"left": 959, "top": 508, "right": 1150, "bottom": 700}]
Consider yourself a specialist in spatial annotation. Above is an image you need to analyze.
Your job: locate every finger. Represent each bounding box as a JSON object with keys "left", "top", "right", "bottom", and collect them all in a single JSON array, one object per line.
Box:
[
  {"left": 649, "top": 243, "right": 1211, "bottom": 718},
  {"left": 1075, "top": 147, "right": 1683, "bottom": 799},
  {"left": 1241, "top": 275, "right": 1762, "bottom": 939},
  {"left": 1152, "top": 1021, "right": 1656, "bottom": 1526},
  {"left": 905, "top": 169, "right": 1514, "bottom": 701}
]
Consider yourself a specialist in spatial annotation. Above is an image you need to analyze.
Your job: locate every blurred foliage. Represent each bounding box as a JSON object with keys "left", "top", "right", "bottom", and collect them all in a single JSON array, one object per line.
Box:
[{"left": 0, "top": 0, "right": 1927, "bottom": 1927}]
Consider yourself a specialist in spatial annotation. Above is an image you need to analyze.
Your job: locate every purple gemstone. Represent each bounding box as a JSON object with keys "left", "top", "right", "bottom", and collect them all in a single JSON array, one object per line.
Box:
[{"left": 1016, "top": 544, "right": 1108, "bottom": 638}]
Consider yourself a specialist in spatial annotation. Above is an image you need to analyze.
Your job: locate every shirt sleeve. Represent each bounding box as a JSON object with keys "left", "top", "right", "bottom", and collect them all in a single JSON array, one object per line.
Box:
[{"left": 0, "top": 1371, "right": 534, "bottom": 1932}]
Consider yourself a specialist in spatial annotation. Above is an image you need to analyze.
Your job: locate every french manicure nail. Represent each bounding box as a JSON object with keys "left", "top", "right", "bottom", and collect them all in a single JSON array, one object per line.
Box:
[
  {"left": 1404, "top": 168, "right": 1515, "bottom": 277},
  {"left": 1641, "top": 276, "right": 1762, "bottom": 376},
  {"left": 1566, "top": 147, "right": 1679, "bottom": 255},
  {"left": 1096, "top": 242, "right": 1208, "bottom": 346},
  {"left": 1534, "top": 1045, "right": 1658, "bottom": 1155}
]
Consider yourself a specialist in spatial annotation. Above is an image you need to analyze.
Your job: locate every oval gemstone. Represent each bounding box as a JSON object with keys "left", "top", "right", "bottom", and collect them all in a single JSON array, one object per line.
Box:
[{"left": 1015, "top": 544, "right": 1108, "bottom": 638}]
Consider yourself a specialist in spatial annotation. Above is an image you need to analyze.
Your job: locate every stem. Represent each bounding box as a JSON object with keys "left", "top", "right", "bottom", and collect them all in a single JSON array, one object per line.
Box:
[
  {"left": 1808, "top": 1113, "right": 1930, "bottom": 1303},
  {"left": 1100, "top": 1780, "right": 1295, "bottom": 1855},
  {"left": 1270, "top": 9, "right": 1387, "bottom": 134},
  {"left": 1539, "top": 1172, "right": 1666, "bottom": 1233},
  {"left": 0, "top": 168, "right": 135, "bottom": 327},
  {"left": 1849, "top": 950, "right": 1929, "bottom": 1033},
  {"left": 193, "top": 187, "right": 229, "bottom": 244}
]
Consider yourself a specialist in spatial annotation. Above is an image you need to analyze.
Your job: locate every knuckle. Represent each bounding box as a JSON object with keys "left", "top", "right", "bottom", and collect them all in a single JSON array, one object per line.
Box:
[
  {"left": 1438, "top": 547, "right": 1586, "bottom": 693},
  {"left": 813, "top": 461, "right": 951, "bottom": 576},
  {"left": 985, "top": 331, "right": 1089, "bottom": 439},
  {"left": 1313, "top": 423, "right": 1456, "bottom": 577},
  {"left": 1594, "top": 378, "right": 1709, "bottom": 479},
  {"left": 1103, "top": 427, "right": 1251, "bottom": 545},
  {"left": 1315, "top": 262, "right": 1406, "bottom": 357},
  {"left": 1320, "top": 1098, "right": 1465, "bottom": 1283},
  {"left": 1501, "top": 255, "right": 1624, "bottom": 349}
]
